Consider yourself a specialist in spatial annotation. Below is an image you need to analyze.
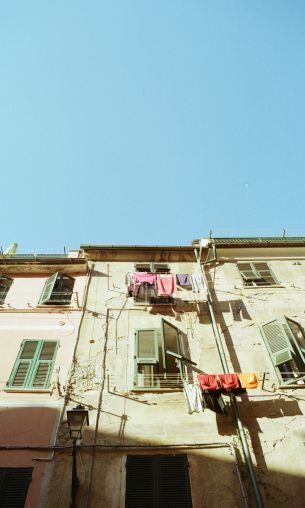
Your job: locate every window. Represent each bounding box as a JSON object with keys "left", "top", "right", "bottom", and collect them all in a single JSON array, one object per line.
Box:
[
  {"left": 134, "top": 320, "right": 194, "bottom": 389},
  {"left": 7, "top": 340, "right": 58, "bottom": 390},
  {"left": 134, "top": 263, "right": 171, "bottom": 274},
  {"left": 237, "top": 262, "right": 278, "bottom": 286},
  {"left": 125, "top": 455, "right": 192, "bottom": 508},
  {"left": 0, "top": 275, "right": 13, "bottom": 304},
  {"left": 39, "top": 272, "right": 75, "bottom": 304},
  {"left": 134, "top": 284, "right": 174, "bottom": 305},
  {"left": 261, "top": 318, "right": 305, "bottom": 384},
  {"left": 0, "top": 468, "right": 32, "bottom": 508}
]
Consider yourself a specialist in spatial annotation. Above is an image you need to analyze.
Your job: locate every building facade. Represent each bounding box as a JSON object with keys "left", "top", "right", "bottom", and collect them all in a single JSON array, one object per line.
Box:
[
  {"left": 0, "top": 251, "right": 88, "bottom": 507},
  {"left": 2, "top": 238, "right": 305, "bottom": 507}
]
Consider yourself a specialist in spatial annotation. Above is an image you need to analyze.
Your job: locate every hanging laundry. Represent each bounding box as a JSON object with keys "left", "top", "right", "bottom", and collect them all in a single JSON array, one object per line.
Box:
[
  {"left": 176, "top": 274, "right": 192, "bottom": 286},
  {"left": 238, "top": 373, "right": 259, "bottom": 389},
  {"left": 133, "top": 273, "right": 157, "bottom": 287},
  {"left": 218, "top": 373, "right": 240, "bottom": 390},
  {"left": 202, "top": 391, "right": 227, "bottom": 415},
  {"left": 191, "top": 273, "right": 208, "bottom": 298},
  {"left": 197, "top": 374, "right": 218, "bottom": 391},
  {"left": 157, "top": 274, "right": 176, "bottom": 295},
  {"left": 183, "top": 381, "right": 204, "bottom": 414}
]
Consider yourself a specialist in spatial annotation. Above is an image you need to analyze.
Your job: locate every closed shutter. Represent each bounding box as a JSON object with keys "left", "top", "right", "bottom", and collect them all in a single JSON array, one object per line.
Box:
[
  {"left": 39, "top": 272, "right": 58, "bottom": 304},
  {"left": 261, "top": 320, "right": 293, "bottom": 366},
  {"left": 0, "top": 468, "right": 32, "bottom": 508},
  {"left": 158, "top": 455, "right": 192, "bottom": 508},
  {"left": 32, "top": 341, "right": 58, "bottom": 388},
  {"left": 136, "top": 330, "right": 158, "bottom": 364},
  {"left": 8, "top": 341, "right": 39, "bottom": 388},
  {"left": 125, "top": 456, "right": 155, "bottom": 508},
  {"left": 125, "top": 455, "right": 192, "bottom": 508},
  {"left": 7, "top": 340, "right": 58, "bottom": 390}
]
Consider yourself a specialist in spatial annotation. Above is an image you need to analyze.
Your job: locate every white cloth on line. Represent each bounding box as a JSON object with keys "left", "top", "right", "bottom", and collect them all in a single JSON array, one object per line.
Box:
[
  {"left": 191, "top": 273, "right": 208, "bottom": 299},
  {"left": 183, "top": 381, "right": 204, "bottom": 414}
]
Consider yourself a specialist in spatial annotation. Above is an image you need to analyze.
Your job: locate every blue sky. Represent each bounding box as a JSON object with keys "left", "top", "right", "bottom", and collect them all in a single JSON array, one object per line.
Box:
[{"left": 1, "top": 1, "right": 304, "bottom": 252}]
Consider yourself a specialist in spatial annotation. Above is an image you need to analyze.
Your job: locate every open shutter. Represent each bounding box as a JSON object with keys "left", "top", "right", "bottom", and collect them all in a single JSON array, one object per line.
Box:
[
  {"left": 39, "top": 272, "right": 58, "bottom": 304},
  {"left": 237, "top": 263, "right": 261, "bottom": 281},
  {"left": 31, "top": 341, "right": 58, "bottom": 388},
  {"left": 0, "top": 468, "right": 32, "bottom": 508},
  {"left": 125, "top": 456, "right": 155, "bottom": 508},
  {"left": 158, "top": 455, "right": 192, "bottom": 508},
  {"left": 7, "top": 341, "right": 39, "bottom": 388},
  {"left": 0, "top": 275, "right": 13, "bottom": 304},
  {"left": 261, "top": 320, "right": 293, "bottom": 366},
  {"left": 162, "top": 320, "right": 196, "bottom": 366},
  {"left": 254, "top": 262, "right": 278, "bottom": 285},
  {"left": 136, "top": 330, "right": 158, "bottom": 364}
]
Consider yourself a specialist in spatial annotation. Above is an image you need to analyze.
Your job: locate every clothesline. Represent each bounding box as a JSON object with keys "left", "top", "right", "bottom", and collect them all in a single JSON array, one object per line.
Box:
[{"left": 127, "top": 271, "right": 208, "bottom": 298}]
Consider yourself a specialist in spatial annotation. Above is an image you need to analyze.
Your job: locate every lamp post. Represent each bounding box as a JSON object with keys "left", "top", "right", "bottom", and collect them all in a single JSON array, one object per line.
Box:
[{"left": 66, "top": 404, "right": 89, "bottom": 508}]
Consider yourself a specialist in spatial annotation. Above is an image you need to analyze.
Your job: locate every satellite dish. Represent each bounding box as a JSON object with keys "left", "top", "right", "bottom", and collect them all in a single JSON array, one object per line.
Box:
[{"left": 2, "top": 242, "right": 18, "bottom": 257}]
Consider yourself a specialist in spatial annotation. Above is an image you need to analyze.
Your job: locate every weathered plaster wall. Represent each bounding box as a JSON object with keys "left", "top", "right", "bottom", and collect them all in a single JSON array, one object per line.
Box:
[
  {"left": 207, "top": 254, "right": 305, "bottom": 506},
  {"left": 46, "top": 260, "right": 246, "bottom": 508}
]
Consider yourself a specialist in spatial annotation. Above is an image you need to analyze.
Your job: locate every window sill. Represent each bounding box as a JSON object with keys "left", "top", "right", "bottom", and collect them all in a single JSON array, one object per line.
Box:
[
  {"left": 3, "top": 388, "right": 51, "bottom": 394},
  {"left": 131, "top": 387, "right": 183, "bottom": 393},
  {"left": 237, "top": 285, "right": 284, "bottom": 289},
  {"left": 278, "top": 383, "right": 305, "bottom": 389}
]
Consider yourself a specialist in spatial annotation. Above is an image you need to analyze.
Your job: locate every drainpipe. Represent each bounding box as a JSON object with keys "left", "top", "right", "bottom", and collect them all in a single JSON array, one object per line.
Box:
[{"left": 194, "top": 247, "right": 264, "bottom": 508}]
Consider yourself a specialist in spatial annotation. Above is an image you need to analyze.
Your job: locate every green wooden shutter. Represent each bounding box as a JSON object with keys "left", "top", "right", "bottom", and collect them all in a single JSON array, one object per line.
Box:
[
  {"left": 136, "top": 330, "right": 159, "bottom": 364},
  {"left": 261, "top": 320, "right": 293, "bottom": 366},
  {"left": 39, "top": 272, "right": 58, "bottom": 304},
  {"left": 7, "top": 340, "right": 58, "bottom": 389},
  {"left": 237, "top": 263, "right": 260, "bottom": 281},
  {"left": 0, "top": 468, "right": 32, "bottom": 508},
  {"left": 7, "top": 341, "right": 39, "bottom": 388},
  {"left": 0, "top": 275, "right": 13, "bottom": 304},
  {"left": 31, "top": 341, "right": 58, "bottom": 388},
  {"left": 254, "top": 262, "right": 278, "bottom": 285}
]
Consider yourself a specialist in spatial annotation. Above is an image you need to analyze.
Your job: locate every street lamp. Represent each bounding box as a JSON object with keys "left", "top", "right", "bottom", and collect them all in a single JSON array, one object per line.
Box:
[{"left": 66, "top": 405, "right": 89, "bottom": 508}]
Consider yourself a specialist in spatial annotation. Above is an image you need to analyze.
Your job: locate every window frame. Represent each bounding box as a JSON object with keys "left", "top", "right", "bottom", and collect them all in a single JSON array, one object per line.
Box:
[
  {"left": 38, "top": 272, "right": 75, "bottom": 305},
  {"left": 0, "top": 275, "right": 13, "bottom": 304},
  {"left": 133, "top": 320, "right": 194, "bottom": 390},
  {"left": 260, "top": 317, "right": 305, "bottom": 385},
  {"left": 6, "top": 339, "right": 59, "bottom": 391},
  {"left": 237, "top": 262, "right": 279, "bottom": 287}
]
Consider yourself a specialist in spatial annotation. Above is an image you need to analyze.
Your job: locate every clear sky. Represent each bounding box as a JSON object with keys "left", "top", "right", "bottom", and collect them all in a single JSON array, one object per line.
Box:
[{"left": 1, "top": 1, "right": 304, "bottom": 252}]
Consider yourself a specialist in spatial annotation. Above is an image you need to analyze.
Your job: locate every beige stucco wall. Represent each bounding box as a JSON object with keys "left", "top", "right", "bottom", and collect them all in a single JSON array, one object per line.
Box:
[
  {"left": 0, "top": 269, "right": 87, "bottom": 508},
  {"left": 45, "top": 260, "right": 245, "bottom": 508},
  {"left": 44, "top": 250, "right": 305, "bottom": 507},
  {"left": 206, "top": 251, "right": 305, "bottom": 506}
]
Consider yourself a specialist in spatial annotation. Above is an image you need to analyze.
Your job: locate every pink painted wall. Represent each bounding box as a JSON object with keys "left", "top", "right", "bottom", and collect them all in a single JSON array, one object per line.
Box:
[{"left": 0, "top": 271, "right": 87, "bottom": 507}]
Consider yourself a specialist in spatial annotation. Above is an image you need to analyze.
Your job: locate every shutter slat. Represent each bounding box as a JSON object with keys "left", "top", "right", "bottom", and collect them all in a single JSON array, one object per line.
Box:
[{"left": 11, "top": 361, "right": 31, "bottom": 387}]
